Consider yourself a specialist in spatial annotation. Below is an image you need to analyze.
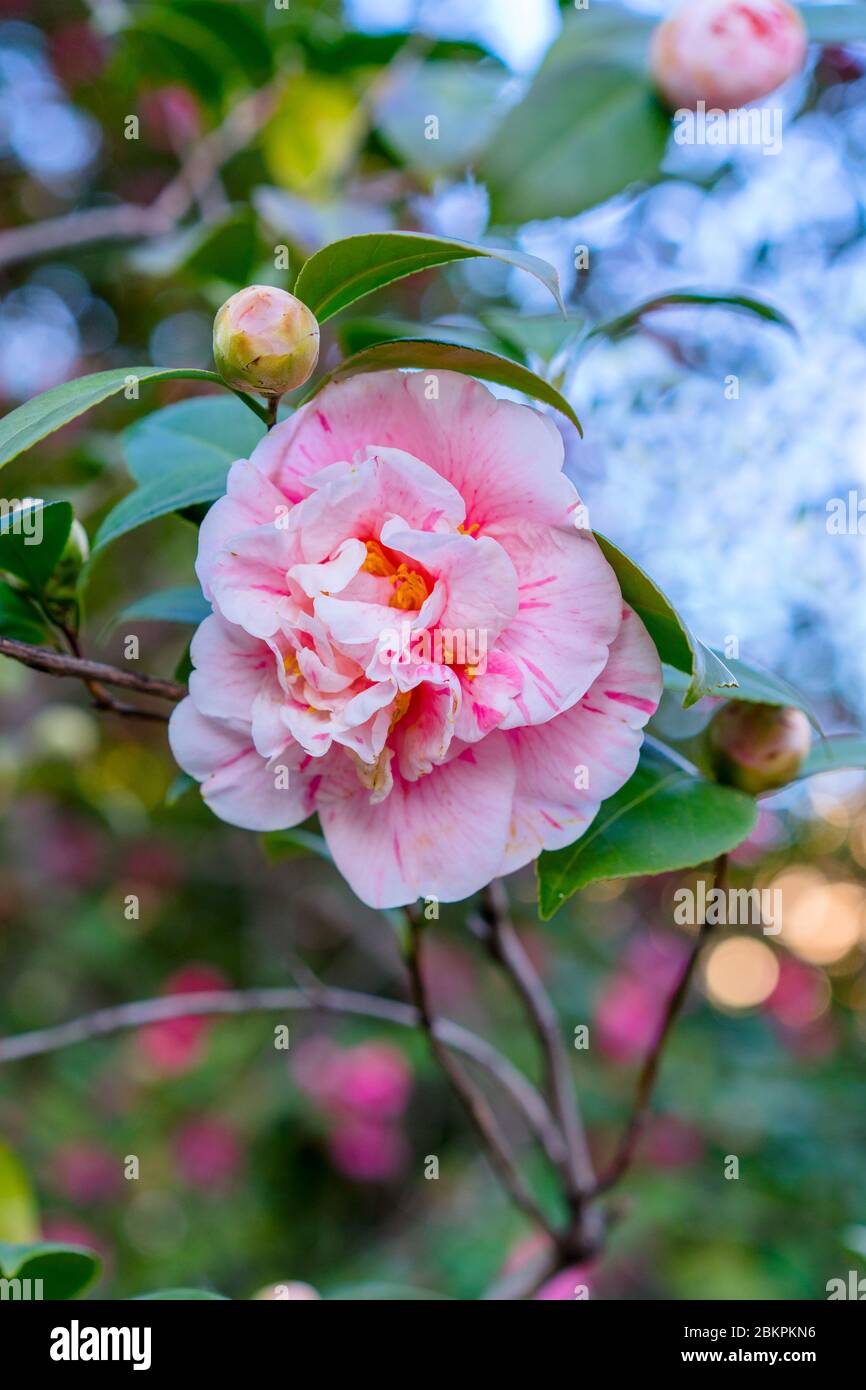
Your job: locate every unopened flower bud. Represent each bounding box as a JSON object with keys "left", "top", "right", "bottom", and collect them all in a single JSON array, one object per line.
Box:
[
  {"left": 651, "top": 0, "right": 807, "bottom": 112},
  {"left": 706, "top": 701, "right": 811, "bottom": 794},
  {"left": 213, "top": 286, "right": 320, "bottom": 398}
]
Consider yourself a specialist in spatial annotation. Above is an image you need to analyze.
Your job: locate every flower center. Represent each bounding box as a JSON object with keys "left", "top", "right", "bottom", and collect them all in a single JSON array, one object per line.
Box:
[{"left": 362, "top": 539, "right": 428, "bottom": 611}]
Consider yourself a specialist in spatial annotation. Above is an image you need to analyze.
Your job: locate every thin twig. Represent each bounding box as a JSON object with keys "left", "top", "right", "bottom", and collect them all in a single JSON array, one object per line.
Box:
[
  {"left": 593, "top": 854, "right": 729, "bottom": 1194},
  {"left": 0, "top": 634, "right": 186, "bottom": 707},
  {"left": 0, "top": 986, "right": 559, "bottom": 1161},
  {"left": 479, "top": 881, "right": 596, "bottom": 1215},
  {"left": 405, "top": 911, "right": 559, "bottom": 1241},
  {"left": 0, "top": 82, "right": 282, "bottom": 270}
]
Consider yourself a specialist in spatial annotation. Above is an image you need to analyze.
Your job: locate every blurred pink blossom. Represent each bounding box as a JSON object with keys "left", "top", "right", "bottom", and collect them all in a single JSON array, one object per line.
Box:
[
  {"left": 52, "top": 1141, "right": 121, "bottom": 1204},
  {"left": 327, "top": 1119, "right": 408, "bottom": 1183},
  {"left": 173, "top": 1117, "right": 244, "bottom": 1192}
]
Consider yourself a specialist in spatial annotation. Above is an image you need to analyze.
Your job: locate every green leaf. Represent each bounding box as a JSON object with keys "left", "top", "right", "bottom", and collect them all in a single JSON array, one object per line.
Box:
[
  {"left": 294, "top": 230, "right": 565, "bottom": 323},
  {"left": 0, "top": 1142, "right": 39, "bottom": 1244},
  {"left": 261, "top": 826, "right": 332, "bottom": 863},
  {"left": 338, "top": 316, "right": 500, "bottom": 357},
  {"left": 0, "top": 501, "right": 73, "bottom": 594},
  {"left": 173, "top": 1, "right": 272, "bottom": 83},
  {"left": 537, "top": 743, "right": 758, "bottom": 916},
  {"left": 129, "top": 209, "right": 259, "bottom": 287},
  {"left": 480, "top": 309, "right": 585, "bottom": 365},
  {"left": 94, "top": 396, "right": 265, "bottom": 552},
  {"left": 796, "top": 733, "right": 866, "bottom": 780},
  {"left": 538, "top": 6, "right": 656, "bottom": 77},
  {"left": 801, "top": 3, "right": 866, "bottom": 43},
  {"left": 595, "top": 534, "right": 737, "bottom": 705},
  {"left": 123, "top": 395, "right": 264, "bottom": 486},
  {"left": 588, "top": 290, "right": 796, "bottom": 343},
  {"left": 134, "top": 1288, "right": 229, "bottom": 1299},
  {"left": 116, "top": 587, "right": 211, "bottom": 626},
  {"left": 121, "top": 3, "right": 271, "bottom": 102},
  {"left": 0, "top": 367, "right": 231, "bottom": 472},
  {"left": 0, "top": 584, "right": 50, "bottom": 643},
  {"left": 663, "top": 656, "right": 821, "bottom": 729},
  {"left": 481, "top": 61, "right": 669, "bottom": 224},
  {"left": 306, "top": 338, "right": 582, "bottom": 433},
  {"left": 375, "top": 61, "right": 510, "bottom": 175},
  {"left": 0, "top": 1241, "right": 101, "bottom": 1299},
  {"left": 166, "top": 772, "right": 196, "bottom": 806}
]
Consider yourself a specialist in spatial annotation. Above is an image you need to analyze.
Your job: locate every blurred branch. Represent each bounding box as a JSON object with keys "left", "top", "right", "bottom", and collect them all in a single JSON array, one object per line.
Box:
[
  {"left": 478, "top": 880, "right": 597, "bottom": 1211},
  {"left": 593, "top": 854, "right": 729, "bottom": 1195},
  {"left": 0, "top": 634, "right": 185, "bottom": 715},
  {"left": 0, "top": 81, "right": 282, "bottom": 271},
  {"left": 0, "top": 985, "right": 560, "bottom": 1160},
  {"left": 405, "top": 910, "right": 560, "bottom": 1243}
]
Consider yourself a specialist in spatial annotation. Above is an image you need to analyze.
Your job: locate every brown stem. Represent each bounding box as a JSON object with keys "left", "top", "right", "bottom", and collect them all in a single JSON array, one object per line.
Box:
[
  {"left": 479, "top": 880, "right": 596, "bottom": 1214},
  {"left": 594, "top": 854, "right": 729, "bottom": 1194},
  {"left": 0, "top": 81, "right": 282, "bottom": 270},
  {"left": 0, "top": 634, "right": 186, "bottom": 713},
  {"left": 405, "top": 910, "right": 559, "bottom": 1242},
  {"left": 0, "top": 986, "right": 555, "bottom": 1153}
]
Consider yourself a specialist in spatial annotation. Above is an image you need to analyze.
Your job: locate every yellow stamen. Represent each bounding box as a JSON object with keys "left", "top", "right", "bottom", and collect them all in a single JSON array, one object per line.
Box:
[
  {"left": 458, "top": 521, "right": 480, "bottom": 536},
  {"left": 362, "top": 539, "right": 395, "bottom": 577},
  {"left": 389, "top": 563, "right": 427, "bottom": 611}
]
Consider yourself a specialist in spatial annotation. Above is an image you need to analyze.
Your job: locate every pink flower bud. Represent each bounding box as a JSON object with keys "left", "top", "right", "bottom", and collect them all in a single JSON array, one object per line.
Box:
[
  {"left": 705, "top": 701, "right": 812, "bottom": 794},
  {"left": 213, "top": 286, "right": 319, "bottom": 398},
  {"left": 651, "top": 0, "right": 807, "bottom": 112}
]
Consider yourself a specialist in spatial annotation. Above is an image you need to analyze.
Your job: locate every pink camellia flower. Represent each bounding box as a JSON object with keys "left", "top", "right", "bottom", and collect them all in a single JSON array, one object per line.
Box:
[
  {"left": 651, "top": 0, "right": 808, "bottom": 112},
  {"left": 169, "top": 370, "right": 662, "bottom": 909}
]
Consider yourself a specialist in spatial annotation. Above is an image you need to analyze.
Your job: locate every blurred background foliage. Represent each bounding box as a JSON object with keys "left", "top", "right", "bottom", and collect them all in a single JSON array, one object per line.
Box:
[{"left": 0, "top": 0, "right": 865, "bottom": 1299}]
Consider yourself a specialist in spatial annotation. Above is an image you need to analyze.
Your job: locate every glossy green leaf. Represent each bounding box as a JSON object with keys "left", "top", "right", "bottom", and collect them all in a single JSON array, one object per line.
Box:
[
  {"left": 95, "top": 396, "right": 265, "bottom": 552},
  {"left": 294, "top": 230, "right": 565, "bottom": 322},
  {"left": 0, "top": 585, "right": 50, "bottom": 644},
  {"left": 0, "top": 501, "right": 73, "bottom": 594},
  {"left": 0, "top": 1142, "right": 39, "bottom": 1244},
  {"left": 0, "top": 1241, "right": 101, "bottom": 1299},
  {"left": 482, "top": 61, "right": 669, "bottom": 224},
  {"left": 481, "top": 309, "right": 585, "bottom": 365},
  {"left": 116, "top": 587, "right": 211, "bottom": 626},
  {"left": 0, "top": 367, "right": 230, "bottom": 471},
  {"left": 338, "top": 316, "right": 500, "bottom": 357},
  {"left": 663, "top": 656, "right": 821, "bottom": 729},
  {"left": 537, "top": 744, "right": 758, "bottom": 917},
  {"left": 307, "top": 338, "right": 582, "bottom": 432},
  {"left": 588, "top": 290, "right": 796, "bottom": 343},
  {"left": 595, "top": 534, "right": 737, "bottom": 705},
  {"left": 796, "top": 733, "right": 866, "bottom": 780},
  {"left": 122, "top": 396, "right": 264, "bottom": 485}
]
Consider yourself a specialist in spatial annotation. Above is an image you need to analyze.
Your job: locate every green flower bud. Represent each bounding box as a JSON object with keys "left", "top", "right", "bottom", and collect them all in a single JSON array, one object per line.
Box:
[
  {"left": 706, "top": 701, "right": 812, "bottom": 794},
  {"left": 213, "top": 286, "right": 320, "bottom": 399}
]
